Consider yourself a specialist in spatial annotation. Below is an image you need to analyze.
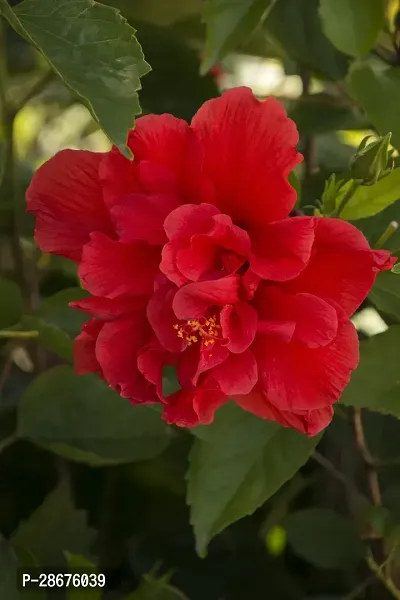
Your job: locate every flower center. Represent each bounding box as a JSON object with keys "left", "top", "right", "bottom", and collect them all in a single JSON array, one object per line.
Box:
[{"left": 173, "top": 315, "right": 221, "bottom": 346}]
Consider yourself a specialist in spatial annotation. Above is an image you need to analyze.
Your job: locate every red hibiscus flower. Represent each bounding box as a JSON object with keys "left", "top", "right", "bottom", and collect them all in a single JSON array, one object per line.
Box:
[{"left": 26, "top": 87, "right": 395, "bottom": 436}]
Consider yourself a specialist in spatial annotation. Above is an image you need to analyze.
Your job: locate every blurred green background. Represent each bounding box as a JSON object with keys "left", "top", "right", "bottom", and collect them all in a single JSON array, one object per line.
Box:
[{"left": 2, "top": 1, "right": 400, "bottom": 599}]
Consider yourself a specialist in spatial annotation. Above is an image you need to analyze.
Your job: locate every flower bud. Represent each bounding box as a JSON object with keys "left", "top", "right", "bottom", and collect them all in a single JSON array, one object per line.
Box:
[{"left": 350, "top": 133, "right": 393, "bottom": 186}]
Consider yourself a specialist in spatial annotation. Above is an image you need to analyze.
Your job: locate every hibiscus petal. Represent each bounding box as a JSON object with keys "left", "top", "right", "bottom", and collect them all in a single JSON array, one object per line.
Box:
[
  {"left": 160, "top": 241, "right": 189, "bottom": 286},
  {"left": 172, "top": 275, "right": 240, "bottom": 320},
  {"left": 128, "top": 114, "right": 190, "bottom": 176},
  {"left": 177, "top": 341, "right": 229, "bottom": 387},
  {"left": 162, "top": 380, "right": 227, "bottom": 426},
  {"left": 79, "top": 232, "right": 160, "bottom": 298},
  {"left": 70, "top": 296, "right": 145, "bottom": 320},
  {"left": 256, "top": 286, "right": 338, "bottom": 348},
  {"left": 147, "top": 282, "right": 186, "bottom": 353},
  {"left": 191, "top": 87, "right": 302, "bottom": 227},
  {"left": 26, "top": 150, "right": 113, "bottom": 261},
  {"left": 234, "top": 388, "right": 333, "bottom": 436},
  {"left": 111, "top": 193, "right": 180, "bottom": 245},
  {"left": 251, "top": 217, "right": 315, "bottom": 281},
  {"left": 95, "top": 313, "right": 156, "bottom": 402},
  {"left": 220, "top": 301, "right": 257, "bottom": 353},
  {"left": 373, "top": 249, "right": 397, "bottom": 271},
  {"left": 213, "top": 349, "right": 258, "bottom": 395},
  {"left": 163, "top": 203, "right": 219, "bottom": 241},
  {"left": 254, "top": 315, "right": 359, "bottom": 411},
  {"left": 74, "top": 319, "right": 103, "bottom": 375},
  {"left": 283, "top": 218, "right": 380, "bottom": 317}
]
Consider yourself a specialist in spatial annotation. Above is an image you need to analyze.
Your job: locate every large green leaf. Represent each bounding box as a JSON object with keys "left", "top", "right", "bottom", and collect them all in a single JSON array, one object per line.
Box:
[
  {"left": 21, "top": 288, "right": 89, "bottom": 361},
  {"left": 0, "top": 536, "right": 19, "bottom": 600},
  {"left": 370, "top": 270, "right": 400, "bottom": 322},
  {"left": 334, "top": 169, "right": 400, "bottom": 220},
  {"left": 264, "top": 0, "right": 349, "bottom": 81},
  {"left": 201, "top": 0, "right": 273, "bottom": 73},
  {"left": 18, "top": 366, "right": 171, "bottom": 465},
  {"left": 341, "top": 326, "right": 400, "bottom": 417},
  {"left": 0, "top": 0, "right": 150, "bottom": 156},
  {"left": 348, "top": 59, "right": 400, "bottom": 150},
  {"left": 285, "top": 509, "right": 364, "bottom": 569},
  {"left": 11, "top": 480, "right": 95, "bottom": 566},
  {"left": 187, "top": 403, "right": 319, "bottom": 557},
  {"left": 319, "top": 0, "right": 385, "bottom": 57},
  {"left": 38, "top": 288, "right": 88, "bottom": 336},
  {"left": 0, "top": 275, "right": 24, "bottom": 329}
]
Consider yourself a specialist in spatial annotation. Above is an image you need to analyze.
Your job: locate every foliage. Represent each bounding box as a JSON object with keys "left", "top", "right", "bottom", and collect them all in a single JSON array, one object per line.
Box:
[{"left": 0, "top": 0, "right": 400, "bottom": 598}]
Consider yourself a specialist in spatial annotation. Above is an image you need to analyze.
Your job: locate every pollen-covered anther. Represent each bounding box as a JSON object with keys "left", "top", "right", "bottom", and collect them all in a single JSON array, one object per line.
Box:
[{"left": 173, "top": 314, "right": 221, "bottom": 345}]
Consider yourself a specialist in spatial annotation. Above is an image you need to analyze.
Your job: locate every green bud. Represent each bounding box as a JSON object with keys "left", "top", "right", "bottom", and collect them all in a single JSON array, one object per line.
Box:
[{"left": 350, "top": 133, "right": 393, "bottom": 186}]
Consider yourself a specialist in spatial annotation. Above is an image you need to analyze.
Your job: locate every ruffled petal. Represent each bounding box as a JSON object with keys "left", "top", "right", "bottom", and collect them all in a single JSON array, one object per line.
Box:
[
  {"left": 26, "top": 150, "right": 113, "bottom": 261},
  {"left": 74, "top": 319, "right": 103, "bottom": 375},
  {"left": 95, "top": 313, "right": 156, "bottom": 402},
  {"left": 234, "top": 388, "right": 333, "bottom": 436},
  {"left": 147, "top": 281, "right": 186, "bottom": 353},
  {"left": 111, "top": 193, "right": 180, "bottom": 245},
  {"left": 79, "top": 232, "right": 160, "bottom": 298},
  {"left": 177, "top": 342, "right": 229, "bottom": 387},
  {"left": 212, "top": 349, "right": 258, "bottom": 395},
  {"left": 254, "top": 314, "right": 359, "bottom": 411},
  {"left": 283, "top": 218, "right": 379, "bottom": 316},
  {"left": 220, "top": 301, "right": 257, "bottom": 353},
  {"left": 69, "top": 296, "right": 145, "bottom": 320},
  {"left": 191, "top": 87, "right": 302, "bottom": 228},
  {"left": 172, "top": 275, "right": 240, "bottom": 320},
  {"left": 163, "top": 203, "right": 219, "bottom": 241},
  {"left": 251, "top": 217, "right": 315, "bottom": 281},
  {"left": 162, "top": 379, "right": 227, "bottom": 426},
  {"left": 255, "top": 286, "right": 338, "bottom": 348}
]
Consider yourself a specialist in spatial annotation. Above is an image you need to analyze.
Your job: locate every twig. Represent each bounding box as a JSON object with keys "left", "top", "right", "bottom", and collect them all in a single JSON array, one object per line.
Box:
[
  {"left": 342, "top": 570, "right": 378, "bottom": 600},
  {"left": 312, "top": 451, "right": 369, "bottom": 508},
  {"left": 353, "top": 408, "right": 382, "bottom": 506},
  {"left": 366, "top": 548, "right": 400, "bottom": 599}
]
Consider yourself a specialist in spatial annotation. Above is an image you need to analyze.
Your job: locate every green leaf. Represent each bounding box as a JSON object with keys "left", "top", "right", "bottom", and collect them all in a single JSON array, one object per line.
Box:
[
  {"left": 18, "top": 366, "right": 170, "bottom": 465},
  {"left": 0, "top": 536, "right": 19, "bottom": 600},
  {"left": 38, "top": 288, "right": 88, "bottom": 336},
  {"left": 392, "top": 262, "right": 400, "bottom": 274},
  {"left": 187, "top": 403, "right": 319, "bottom": 557},
  {"left": 21, "top": 288, "right": 89, "bottom": 361},
  {"left": 201, "top": 0, "right": 274, "bottom": 73},
  {"left": 11, "top": 480, "right": 96, "bottom": 566},
  {"left": 348, "top": 58, "right": 400, "bottom": 150},
  {"left": 341, "top": 326, "right": 400, "bottom": 417},
  {"left": 285, "top": 509, "right": 364, "bottom": 569},
  {"left": 264, "top": 0, "right": 349, "bottom": 81},
  {"left": 0, "top": 0, "right": 151, "bottom": 156},
  {"left": 65, "top": 555, "right": 102, "bottom": 600},
  {"left": 334, "top": 169, "right": 400, "bottom": 220},
  {"left": 369, "top": 270, "right": 400, "bottom": 321},
  {"left": 125, "top": 572, "right": 188, "bottom": 600},
  {"left": 0, "top": 275, "right": 24, "bottom": 329},
  {"left": 319, "top": 0, "right": 385, "bottom": 57}
]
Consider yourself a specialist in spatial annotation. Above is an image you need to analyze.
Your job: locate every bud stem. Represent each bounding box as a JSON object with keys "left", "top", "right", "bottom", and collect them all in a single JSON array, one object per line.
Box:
[
  {"left": 0, "top": 330, "right": 39, "bottom": 338},
  {"left": 375, "top": 221, "right": 399, "bottom": 249},
  {"left": 334, "top": 180, "right": 360, "bottom": 218}
]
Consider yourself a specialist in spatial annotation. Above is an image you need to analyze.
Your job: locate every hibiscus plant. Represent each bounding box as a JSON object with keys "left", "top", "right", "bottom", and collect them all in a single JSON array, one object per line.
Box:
[{"left": 1, "top": 0, "right": 400, "bottom": 598}]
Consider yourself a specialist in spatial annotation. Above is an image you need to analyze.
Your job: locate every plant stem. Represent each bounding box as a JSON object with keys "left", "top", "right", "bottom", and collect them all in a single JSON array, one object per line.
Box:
[
  {"left": 367, "top": 549, "right": 400, "bottom": 599},
  {"left": 0, "top": 330, "right": 39, "bottom": 338},
  {"left": 334, "top": 180, "right": 360, "bottom": 218},
  {"left": 375, "top": 221, "right": 399, "bottom": 249},
  {"left": 353, "top": 408, "right": 382, "bottom": 506}
]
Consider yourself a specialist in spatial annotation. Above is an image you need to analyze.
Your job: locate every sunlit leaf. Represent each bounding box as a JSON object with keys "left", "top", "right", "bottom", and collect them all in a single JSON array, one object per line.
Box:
[{"left": 0, "top": 0, "right": 150, "bottom": 156}]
